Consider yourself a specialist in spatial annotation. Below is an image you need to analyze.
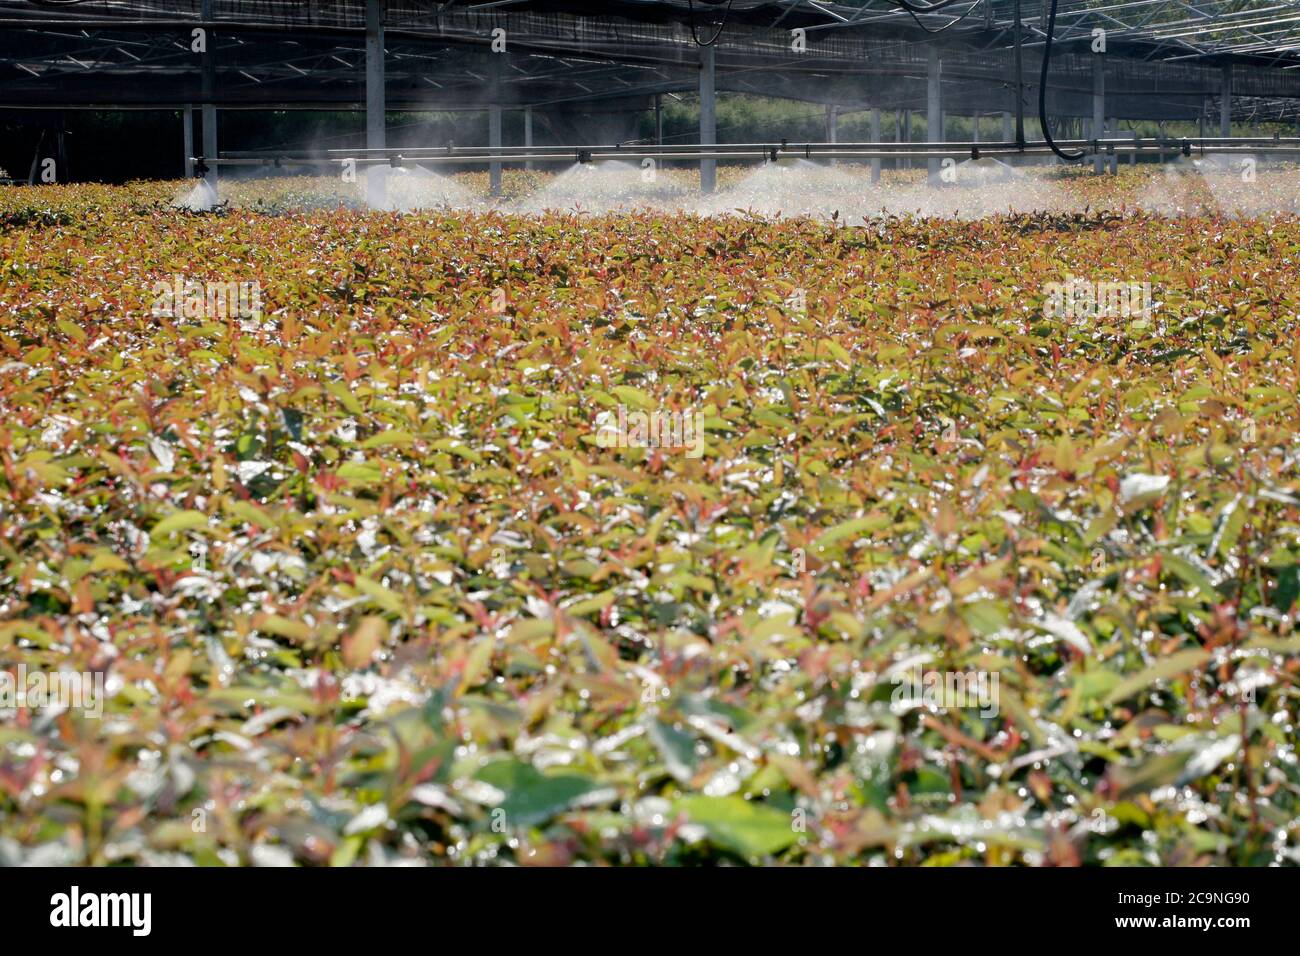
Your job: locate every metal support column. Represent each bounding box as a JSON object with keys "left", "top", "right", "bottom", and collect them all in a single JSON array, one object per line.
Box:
[
  {"left": 487, "top": 48, "right": 504, "bottom": 196},
  {"left": 488, "top": 106, "right": 503, "bottom": 195},
  {"left": 927, "top": 47, "right": 942, "bottom": 184},
  {"left": 901, "top": 109, "right": 910, "bottom": 169},
  {"left": 1220, "top": 64, "right": 1232, "bottom": 137},
  {"left": 1013, "top": 0, "right": 1025, "bottom": 147},
  {"left": 869, "top": 107, "right": 881, "bottom": 183},
  {"left": 365, "top": 0, "right": 387, "bottom": 209},
  {"left": 523, "top": 107, "right": 534, "bottom": 172},
  {"left": 1092, "top": 53, "right": 1105, "bottom": 175},
  {"left": 700, "top": 44, "right": 717, "bottom": 194},
  {"left": 183, "top": 104, "right": 194, "bottom": 178},
  {"left": 200, "top": 0, "right": 217, "bottom": 193},
  {"left": 825, "top": 104, "right": 838, "bottom": 165}
]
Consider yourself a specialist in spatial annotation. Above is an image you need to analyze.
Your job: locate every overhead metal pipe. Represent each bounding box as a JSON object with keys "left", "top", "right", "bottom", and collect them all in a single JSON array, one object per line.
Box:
[{"left": 212, "top": 136, "right": 1300, "bottom": 175}]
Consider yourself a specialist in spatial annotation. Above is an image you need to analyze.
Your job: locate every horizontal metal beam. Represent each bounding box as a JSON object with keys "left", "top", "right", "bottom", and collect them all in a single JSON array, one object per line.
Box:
[{"left": 206, "top": 134, "right": 1300, "bottom": 169}]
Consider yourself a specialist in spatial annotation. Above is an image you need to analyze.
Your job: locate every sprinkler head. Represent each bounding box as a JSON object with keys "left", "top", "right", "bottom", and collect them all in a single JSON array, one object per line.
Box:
[
  {"left": 577, "top": 150, "right": 593, "bottom": 165},
  {"left": 390, "top": 155, "right": 403, "bottom": 167},
  {"left": 1181, "top": 141, "right": 1191, "bottom": 157},
  {"left": 194, "top": 159, "right": 209, "bottom": 177},
  {"left": 970, "top": 146, "right": 981, "bottom": 160},
  {"left": 769, "top": 147, "right": 779, "bottom": 163}
]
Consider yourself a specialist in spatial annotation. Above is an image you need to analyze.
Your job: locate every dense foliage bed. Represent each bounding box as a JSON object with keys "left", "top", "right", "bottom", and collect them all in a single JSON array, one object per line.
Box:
[{"left": 1, "top": 173, "right": 1298, "bottom": 866}]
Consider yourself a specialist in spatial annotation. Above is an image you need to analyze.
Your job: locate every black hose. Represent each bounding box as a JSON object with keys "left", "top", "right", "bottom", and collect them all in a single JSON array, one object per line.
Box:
[
  {"left": 1039, "top": 0, "right": 1085, "bottom": 161},
  {"left": 889, "top": 0, "right": 970, "bottom": 11},
  {"left": 897, "top": 2, "right": 980, "bottom": 34},
  {"left": 686, "top": 0, "right": 735, "bottom": 47}
]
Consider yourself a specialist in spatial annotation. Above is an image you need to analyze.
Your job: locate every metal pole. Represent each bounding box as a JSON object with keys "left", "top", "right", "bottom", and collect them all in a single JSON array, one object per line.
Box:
[
  {"left": 655, "top": 93, "right": 664, "bottom": 146},
  {"left": 972, "top": 112, "right": 980, "bottom": 144},
  {"left": 825, "top": 104, "right": 838, "bottom": 165},
  {"left": 489, "top": 106, "right": 503, "bottom": 195},
  {"left": 523, "top": 107, "right": 533, "bottom": 172},
  {"left": 1014, "top": 0, "right": 1025, "bottom": 147},
  {"left": 1092, "top": 53, "right": 1105, "bottom": 175},
  {"left": 183, "top": 104, "right": 194, "bottom": 178},
  {"left": 1220, "top": 64, "right": 1232, "bottom": 137},
  {"left": 700, "top": 44, "right": 716, "bottom": 194},
  {"left": 488, "top": 55, "right": 503, "bottom": 197},
  {"left": 201, "top": 0, "right": 217, "bottom": 193},
  {"left": 901, "top": 109, "right": 910, "bottom": 169},
  {"left": 927, "top": 46, "right": 942, "bottom": 184},
  {"left": 27, "top": 131, "right": 43, "bottom": 185},
  {"left": 365, "top": 0, "right": 386, "bottom": 209},
  {"left": 55, "top": 123, "right": 68, "bottom": 183},
  {"left": 869, "top": 107, "right": 881, "bottom": 182}
]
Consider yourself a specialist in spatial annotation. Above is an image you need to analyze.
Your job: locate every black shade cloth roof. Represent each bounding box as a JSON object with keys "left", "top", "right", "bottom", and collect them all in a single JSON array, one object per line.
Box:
[{"left": 2, "top": 0, "right": 1299, "bottom": 118}]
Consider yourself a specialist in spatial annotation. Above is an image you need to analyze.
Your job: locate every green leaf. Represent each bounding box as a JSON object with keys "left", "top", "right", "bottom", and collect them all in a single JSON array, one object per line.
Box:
[
  {"left": 337, "top": 461, "right": 384, "bottom": 485},
  {"left": 354, "top": 575, "right": 404, "bottom": 616},
  {"left": 224, "top": 499, "right": 276, "bottom": 531},
  {"left": 361, "top": 430, "right": 415, "bottom": 449},
  {"left": 327, "top": 381, "right": 364, "bottom": 415},
  {"left": 1108, "top": 752, "right": 1193, "bottom": 798},
  {"left": 610, "top": 385, "right": 653, "bottom": 410},
  {"left": 815, "top": 513, "right": 889, "bottom": 551},
  {"left": 209, "top": 685, "right": 320, "bottom": 715},
  {"left": 1215, "top": 500, "right": 1247, "bottom": 560},
  {"left": 1270, "top": 564, "right": 1299, "bottom": 613},
  {"left": 1074, "top": 669, "right": 1121, "bottom": 702},
  {"left": 475, "top": 759, "right": 605, "bottom": 827},
  {"left": 257, "top": 614, "right": 312, "bottom": 642},
  {"left": 564, "top": 590, "right": 616, "bottom": 617},
  {"left": 820, "top": 338, "right": 852, "bottom": 364},
  {"left": 960, "top": 599, "right": 1011, "bottom": 637},
  {"left": 648, "top": 720, "right": 697, "bottom": 783},
  {"left": 1104, "top": 649, "right": 1210, "bottom": 706},
  {"left": 676, "top": 795, "right": 798, "bottom": 858},
  {"left": 1161, "top": 553, "right": 1222, "bottom": 601},
  {"left": 152, "top": 510, "right": 209, "bottom": 537}
]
